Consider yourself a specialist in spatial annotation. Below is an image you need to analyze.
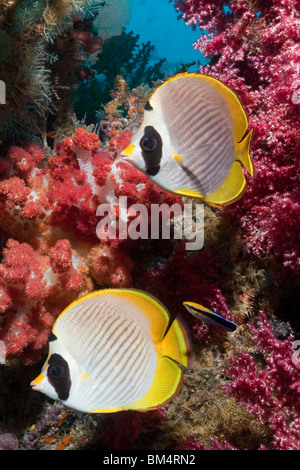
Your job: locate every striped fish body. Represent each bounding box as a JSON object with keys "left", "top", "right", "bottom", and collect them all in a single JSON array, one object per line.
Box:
[
  {"left": 31, "top": 289, "right": 191, "bottom": 413},
  {"left": 122, "top": 73, "right": 254, "bottom": 208}
]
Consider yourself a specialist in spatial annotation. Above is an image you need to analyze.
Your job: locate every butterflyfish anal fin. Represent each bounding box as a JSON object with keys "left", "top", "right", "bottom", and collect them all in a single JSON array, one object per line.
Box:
[
  {"left": 173, "top": 188, "right": 204, "bottom": 199},
  {"left": 203, "top": 160, "right": 246, "bottom": 208},
  {"left": 236, "top": 129, "right": 255, "bottom": 177},
  {"left": 127, "top": 356, "right": 183, "bottom": 411},
  {"left": 90, "top": 406, "right": 124, "bottom": 413}
]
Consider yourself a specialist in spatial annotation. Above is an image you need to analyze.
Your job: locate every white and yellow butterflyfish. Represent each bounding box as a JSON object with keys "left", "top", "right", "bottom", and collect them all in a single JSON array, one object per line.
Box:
[
  {"left": 31, "top": 289, "right": 191, "bottom": 413},
  {"left": 122, "top": 73, "right": 254, "bottom": 208}
]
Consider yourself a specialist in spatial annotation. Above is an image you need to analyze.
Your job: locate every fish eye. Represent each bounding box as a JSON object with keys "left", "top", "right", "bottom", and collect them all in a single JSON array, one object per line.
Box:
[
  {"left": 48, "top": 364, "right": 64, "bottom": 379},
  {"left": 140, "top": 136, "right": 158, "bottom": 152}
]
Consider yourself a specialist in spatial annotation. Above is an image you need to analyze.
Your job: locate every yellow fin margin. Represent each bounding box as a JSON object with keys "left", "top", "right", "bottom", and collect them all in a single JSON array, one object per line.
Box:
[
  {"left": 174, "top": 188, "right": 204, "bottom": 199},
  {"left": 128, "top": 317, "right": 191, "bottom": 411},
  {"left": 127, "top": 356, "right": 183, "bottom": 411},
  {"left": 53, "top": 289, "right": 170, "bottom": 343},
  {"left": 112, "top": 289, "right": 171, "bottom": 343},
  {"left": 152, "top": 72, "right": 249, "bottom": 143},
  {"left": 203, "top": 161, "right": 246, "bottom": 208}
]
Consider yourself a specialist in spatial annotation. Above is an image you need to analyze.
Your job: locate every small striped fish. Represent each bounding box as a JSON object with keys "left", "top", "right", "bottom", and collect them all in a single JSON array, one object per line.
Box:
[
  {"left": 122, "top": 73, "right": 254, "bottom": 208},
  {"left": 31, "top": 289, "right": 191, "bottom": 413}
]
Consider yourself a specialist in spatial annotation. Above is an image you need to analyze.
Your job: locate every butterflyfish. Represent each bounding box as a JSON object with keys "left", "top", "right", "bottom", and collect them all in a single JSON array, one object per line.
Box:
[
  {"left": 31, "top": 289, "right": 191, "bottom": 413},
  {"left": 122, "top": 73, "right": 254, "bottom": 208},
  {"left": 31, "top": 289, "right": 237, "bottom": 413},
  {"left": 183, "top": 301, "right": 237, "bottom": 332}
]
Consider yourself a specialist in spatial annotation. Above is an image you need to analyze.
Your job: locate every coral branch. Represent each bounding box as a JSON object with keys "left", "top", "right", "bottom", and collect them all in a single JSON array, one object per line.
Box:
[{"left": 224, "top": 312, "right": 300, "bottom": 450}]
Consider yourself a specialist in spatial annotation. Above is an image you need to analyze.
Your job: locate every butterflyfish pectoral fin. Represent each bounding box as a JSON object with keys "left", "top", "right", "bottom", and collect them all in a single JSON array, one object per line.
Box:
[
  {"left": 183, "top": 301, "right": 237, "bottom": 332},
  {"left": 172, "top": 153, "right": 183, "bottom": 164},
  {"left": 175, "top": 143, "right": 212, "bottom": 165},
  {"left": 203, "top": 160, "right": 246, "bottom": 208}
]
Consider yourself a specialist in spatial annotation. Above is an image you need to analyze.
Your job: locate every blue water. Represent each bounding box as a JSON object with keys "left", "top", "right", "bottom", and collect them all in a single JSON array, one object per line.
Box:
[{"left": 125, "top": 0, "right": 203, "bottom": 73}]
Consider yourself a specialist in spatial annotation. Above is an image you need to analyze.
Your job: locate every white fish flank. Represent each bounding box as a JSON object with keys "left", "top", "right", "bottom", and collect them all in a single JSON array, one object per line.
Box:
[
  {"left": 151, "top": 76, "right": 236, "bottom": 195},
  {"left": 54, "top": 293, "right": 157, "bottom": 411}
]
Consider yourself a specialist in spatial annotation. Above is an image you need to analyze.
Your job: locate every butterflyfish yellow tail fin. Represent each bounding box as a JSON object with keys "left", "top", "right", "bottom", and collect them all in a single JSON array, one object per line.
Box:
[
  {"left": 203, "top": 130, "right": 254, "bottom": 208},
  {"left": 128, "top": 356, "right": 183, "bottom": 411},
  {"left": 128, "top": 317, "right": 191, "bottom": 411},
  {"left": 203, "top": 161, "right": 246, "bottom": 208},
  {"left": 236, "top": 129, "right": 255, "bottom": 177},
  {"left": 159, "top": 316, "right": 192, "bottom": 368}
]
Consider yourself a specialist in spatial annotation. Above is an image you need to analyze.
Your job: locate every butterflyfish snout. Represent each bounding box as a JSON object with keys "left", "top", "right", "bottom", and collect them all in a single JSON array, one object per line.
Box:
[
  {"left": 31, "top": 289, "right": 191, "bottom": 413},
  {"left": 122, "top": 72, "right": 254, "bottom": 208}
]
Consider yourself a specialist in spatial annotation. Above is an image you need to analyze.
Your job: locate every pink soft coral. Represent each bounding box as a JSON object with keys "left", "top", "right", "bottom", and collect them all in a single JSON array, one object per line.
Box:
[
  {"left": 0, "top": 128, "right": 181, "bottom": 363},
  {"left": 224, "top": 312, "right": 300, "bottom": 450},
  {"left": 171, "top": 0, "right": 300, "bottom": 275},
  {"left": 178, "top": 312, "right": 300, "bottom": 450},
  {"left": 0, "top": 238, "right": 89, "bottom": 364}
]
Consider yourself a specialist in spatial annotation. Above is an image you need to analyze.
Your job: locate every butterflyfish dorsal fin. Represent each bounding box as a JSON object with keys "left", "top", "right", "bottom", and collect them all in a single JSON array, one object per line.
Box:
[
  {"left": 190, "top": 73, "right": 249, "bottom": 144},
  {"left": 110, "top": 289, "right": 171, "bottom": 343}
]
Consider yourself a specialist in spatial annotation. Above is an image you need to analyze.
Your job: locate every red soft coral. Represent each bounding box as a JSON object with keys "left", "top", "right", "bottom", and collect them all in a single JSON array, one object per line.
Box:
[
  {"left": 0, "top": 239, "right": 88, "bottom": 363},
  {"left": 0, "top": 126, "right": 182, "bottom": 363}
]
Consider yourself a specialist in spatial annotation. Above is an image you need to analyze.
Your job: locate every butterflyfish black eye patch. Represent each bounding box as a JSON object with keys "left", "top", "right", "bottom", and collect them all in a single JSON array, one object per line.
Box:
[
  {"left": 140, "top": 126, "right": 162, "bottom": 176},
  {"left": 47, "top": 353, "right": 71, "bottom": 401}
]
